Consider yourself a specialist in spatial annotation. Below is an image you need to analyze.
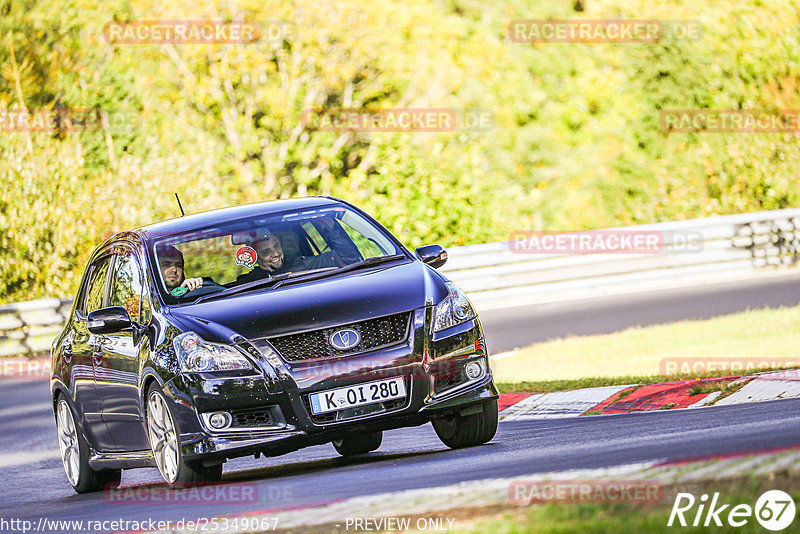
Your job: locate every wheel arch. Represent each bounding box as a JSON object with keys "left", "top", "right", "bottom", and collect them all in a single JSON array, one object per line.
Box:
[
  {"left": 139, "top": 370, "right": 164, "bottom": 416},
  {"left": 51, "top": 381, "right": 72, "bottom": 417}
]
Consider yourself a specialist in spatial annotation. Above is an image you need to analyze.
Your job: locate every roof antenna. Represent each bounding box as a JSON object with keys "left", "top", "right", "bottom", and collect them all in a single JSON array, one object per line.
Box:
[{"left": 175, "top": 193, "right": 185, "bottom": 217}]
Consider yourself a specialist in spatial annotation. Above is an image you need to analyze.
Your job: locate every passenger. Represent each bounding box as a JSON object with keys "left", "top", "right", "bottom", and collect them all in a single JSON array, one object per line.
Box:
[{"left": 237, "top": 217, "right": 361, "bottom": 284}]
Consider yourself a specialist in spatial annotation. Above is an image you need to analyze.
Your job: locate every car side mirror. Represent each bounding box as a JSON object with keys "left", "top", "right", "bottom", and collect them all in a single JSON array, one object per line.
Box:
[
  {"left": 87, "top": 306, "right": 132, "bottom": 334},
  {"left": 415, "top": 244, "right": 448, "bottom": 269}
]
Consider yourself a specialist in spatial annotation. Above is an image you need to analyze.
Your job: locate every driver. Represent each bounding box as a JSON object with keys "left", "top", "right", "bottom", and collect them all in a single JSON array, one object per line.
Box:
[
  {"left": 156, "top": 245, "right": 203, "bottom": 292},
  {"left": 237, "top": 217, "right": 361, "bottom": 284}
]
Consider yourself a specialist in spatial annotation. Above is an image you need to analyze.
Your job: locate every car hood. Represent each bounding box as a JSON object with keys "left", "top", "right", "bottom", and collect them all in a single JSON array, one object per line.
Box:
[{"left": 167, "top": 261, "right": 449, "bottom": 342}]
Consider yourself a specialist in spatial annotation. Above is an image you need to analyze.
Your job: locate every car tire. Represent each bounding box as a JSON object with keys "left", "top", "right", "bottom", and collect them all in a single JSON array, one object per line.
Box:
[
  {"left": 432, "top": 399, "right": 498, "bottom": 449},
  {"left": 332, "top": 431, "right": 383, "bottom": 456},
  {"left": 56, "top": 395, "right": 122, "bottom": 494},
  {"left": 146, "top": 383, "right": 223, "bottom": 486}
]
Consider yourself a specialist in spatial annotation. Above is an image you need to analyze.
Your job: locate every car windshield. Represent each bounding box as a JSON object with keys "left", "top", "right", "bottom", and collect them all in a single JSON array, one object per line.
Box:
[{"left": 149, "top": 205, "right": 403, "bottom": 303}]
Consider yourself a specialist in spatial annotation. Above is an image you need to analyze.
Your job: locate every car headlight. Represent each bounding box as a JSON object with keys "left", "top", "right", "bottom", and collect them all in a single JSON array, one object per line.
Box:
[
  {"left": 173, "top": 332, "right": 252, "bottom": 373},
  {"left": 433, "top": 282, "right": 476, "bottom": 332}
]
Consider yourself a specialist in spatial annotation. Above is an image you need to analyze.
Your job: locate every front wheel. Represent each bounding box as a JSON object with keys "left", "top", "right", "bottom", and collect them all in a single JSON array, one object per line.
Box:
[
  {"left": 146, "top": 383, "right": 222, "bottom": 486},
  {"left": 332, "top": 431, "right": 383, "bottom": 456},
  {"left": 56, "top": 396, "right": 121, "bottom": 493},
  {"left": 432, "top": 399, "right": 498, "bottom": 449}
]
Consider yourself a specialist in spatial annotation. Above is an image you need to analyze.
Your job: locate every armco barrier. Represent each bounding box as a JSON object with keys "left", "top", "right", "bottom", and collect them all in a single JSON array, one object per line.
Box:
[
  {"left": 0, "top": 298, "right": 73, "bottom": 358},
  {"left": 440, "top": 207, "right": 800, "bottom": 307},
  {"left": 2, "top": 208, "right": 800, "bottom": 359}
]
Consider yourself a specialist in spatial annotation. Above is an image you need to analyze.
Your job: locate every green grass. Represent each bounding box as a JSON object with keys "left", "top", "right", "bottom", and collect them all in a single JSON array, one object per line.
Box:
[
  {"left": 491, "top": 305, "right": 800, "bottom": 389},
  {"left": 687, "top": 379, "right": 746, "bottom": 397},
  {"left": 688, "top": 383, "right": 722, "bottom": 396},
  {"left": 448, "top": 475, "right": 800, "bottom": 534},
  {"left": 711, "top": 378, "right": 753, "bottom": 403},
  {"left": 299, "top": 473, "right": 800, "bottom": 534}
]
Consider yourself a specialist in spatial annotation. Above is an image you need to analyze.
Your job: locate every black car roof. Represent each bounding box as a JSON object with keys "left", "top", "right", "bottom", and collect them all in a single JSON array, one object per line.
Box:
[{"left": 135, "top": 197, "right": 343, "bottom": 240}]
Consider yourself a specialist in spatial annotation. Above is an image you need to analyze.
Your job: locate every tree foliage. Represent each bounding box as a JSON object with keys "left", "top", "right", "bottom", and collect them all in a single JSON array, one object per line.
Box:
[{"left": 1, "top": 0, "right": 800, "bottom": 302}]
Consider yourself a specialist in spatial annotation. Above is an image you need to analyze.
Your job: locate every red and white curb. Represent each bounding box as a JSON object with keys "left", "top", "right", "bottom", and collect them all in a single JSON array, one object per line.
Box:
[
  {"left": 499, "top": 385, "right": 633, "bottom": 421},
  {"left": 715, "top": 370, "right": 800, "bottom": 405},
  {"left": 498, "top": 369, "right": 800, "bottom": 418}
]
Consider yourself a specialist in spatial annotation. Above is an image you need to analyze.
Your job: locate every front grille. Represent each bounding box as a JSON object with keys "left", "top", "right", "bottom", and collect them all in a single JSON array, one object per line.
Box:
[
  {"left": 229, "top": 407, "right": 273, "bottom": 428},
  {"left": 267, "top": 312, "right": 412, "bottom": 362}
]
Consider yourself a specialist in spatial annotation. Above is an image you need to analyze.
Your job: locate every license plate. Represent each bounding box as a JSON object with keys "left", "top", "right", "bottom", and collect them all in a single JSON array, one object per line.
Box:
[{"left": 308, "top": 377, "right": 406, "bottom": 415}]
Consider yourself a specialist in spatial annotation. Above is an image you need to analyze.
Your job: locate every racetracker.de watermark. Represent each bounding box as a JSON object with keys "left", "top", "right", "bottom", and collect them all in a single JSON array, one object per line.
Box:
[
  {"left": 508, "top": 230, "right": 703, "bottom": 254},
  {"left": 508, "top": 19, "right": 702, "bottom": 43},
  {"left": 509, "top": 480, "right": 664, "bottom": 504},
  {"left": 0, "top": 358, "right": 50, "bottom": 381},
  {"left": 0, "top": 516, "right": 280, "bottom": 533},
  {"left": 300, "top": 108, "right": 495, "bottom": 132},
  {"left": 661, "top": 109, "right": 800, "bottom": 133},
  {"left": 660, "top": 358, "right": 800, "bottom": 376},
  {"left": 257, "top": 345, "right": 488, "bottom": 382},
  {"left": 104, "top": 481, "right": 287, "bottom": 505},
  {"left": 0, "top": 108, "right": 131, "bottom": 133},
  {"left": 103, "top": 20, "right": 291, "bottom": 44}
]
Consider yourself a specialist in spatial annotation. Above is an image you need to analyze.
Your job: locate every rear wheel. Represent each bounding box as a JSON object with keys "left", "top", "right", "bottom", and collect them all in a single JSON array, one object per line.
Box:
[
  {"left": 146, "top": 383, "right": 222, "bottom": 486},
  {"left": 332, "top": 431, "right": 383, "bottom": 456},
  {"left": 56, "top": 396, "right": 121, "bottom": 493},
  {"left": 433, "top": 399, "right": 498, "bottom": 449}
]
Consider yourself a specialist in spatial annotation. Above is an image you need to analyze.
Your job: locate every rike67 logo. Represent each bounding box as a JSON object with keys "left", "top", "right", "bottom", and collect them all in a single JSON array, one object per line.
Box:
[{"left": 668, "top": 490, "right": 796, "bottom": 531}]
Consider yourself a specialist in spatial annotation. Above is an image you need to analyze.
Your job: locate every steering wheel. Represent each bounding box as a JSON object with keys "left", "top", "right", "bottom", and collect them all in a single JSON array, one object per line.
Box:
[{"left": 175, "top": 280, "right": 225, "bottom": 299}]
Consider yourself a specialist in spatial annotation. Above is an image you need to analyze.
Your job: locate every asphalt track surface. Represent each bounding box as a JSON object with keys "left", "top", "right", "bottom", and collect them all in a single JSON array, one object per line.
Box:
[
  {"left": 480, "top": 271, "right": 800, "bottom": 353},
  {"left": 4, "top": 379, "right": 800, "bottom": 531},
  {"left": 2, "top": 273, "right": 800, "bottom": 531}
]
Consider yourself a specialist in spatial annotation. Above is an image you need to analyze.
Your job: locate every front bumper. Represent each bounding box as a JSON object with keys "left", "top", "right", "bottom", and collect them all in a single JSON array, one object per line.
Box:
[{"left": 162, "top": 309, "right": 498, "bottom": 462}]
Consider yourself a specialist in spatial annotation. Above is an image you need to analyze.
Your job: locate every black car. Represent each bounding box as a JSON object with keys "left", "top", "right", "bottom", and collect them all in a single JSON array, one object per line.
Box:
[{"left": 51, "top": 197, "right": 498, "bottom": 492}]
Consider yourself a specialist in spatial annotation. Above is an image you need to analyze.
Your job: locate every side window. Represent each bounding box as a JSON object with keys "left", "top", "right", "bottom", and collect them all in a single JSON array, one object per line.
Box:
[
  {"left": 339, "top": 220, "right": 384, "bottom": 259},
  {"left": 75, "top": 268, "right": 93, "bottom": 315},
  {"left": 84, "top": 257, "right": 111, "bottom": 314},
  {"left": 140, "top": 277, "right": 152, "bottom": 324},
  {"left": 109, "top": 251, "right": 146, "bottom": 323}
]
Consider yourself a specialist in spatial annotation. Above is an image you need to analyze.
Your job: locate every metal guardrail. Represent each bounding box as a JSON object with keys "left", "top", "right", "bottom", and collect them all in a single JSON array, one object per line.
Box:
[
  {"left": 2, "top": 208, "right": 800, "bottom": 358},
  {"left": 441, "top": 208, "right": 800, "bottom": 307},
  {"left": 0, "top": 299, "right": 73, "bottom": 358}
]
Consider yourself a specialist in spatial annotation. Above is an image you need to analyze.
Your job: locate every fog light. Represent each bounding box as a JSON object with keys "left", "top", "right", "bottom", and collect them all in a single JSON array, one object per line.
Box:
[
  {"left": 465, "top": 361, "right": 483, "bottom": 379},
  {"left": 208, "top": 412, "right": 230, "bottom": 430}
]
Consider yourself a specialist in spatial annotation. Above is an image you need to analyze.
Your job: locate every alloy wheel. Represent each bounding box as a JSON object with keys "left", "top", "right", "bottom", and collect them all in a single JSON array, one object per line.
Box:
[
  {"left": 147, "top": 391, "right": 180, "bottom": 483},
  {"left": 57, "top": 399, "right": 80, "bottom": 487}
]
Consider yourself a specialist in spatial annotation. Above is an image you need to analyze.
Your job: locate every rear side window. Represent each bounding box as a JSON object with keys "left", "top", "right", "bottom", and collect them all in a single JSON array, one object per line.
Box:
[{"left": 83, "top": 257, "right": 111, "bottom": 314}]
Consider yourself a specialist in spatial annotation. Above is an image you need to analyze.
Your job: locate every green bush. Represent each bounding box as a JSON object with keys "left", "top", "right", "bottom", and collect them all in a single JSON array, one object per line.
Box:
[{"left": 1, "top": 0, "right": 799, "bottom": 302}]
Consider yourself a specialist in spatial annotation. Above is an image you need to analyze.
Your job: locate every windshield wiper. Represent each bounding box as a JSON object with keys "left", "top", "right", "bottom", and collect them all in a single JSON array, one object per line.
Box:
[
  {"left": 190, "top": 255, "right": 405, "bottom": 304},
  {"left": 191, "top": 267, "right": 338, "bottom": 304},
  {"left": 338, "top": 253, "right": 406, "bottom": 273}
]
